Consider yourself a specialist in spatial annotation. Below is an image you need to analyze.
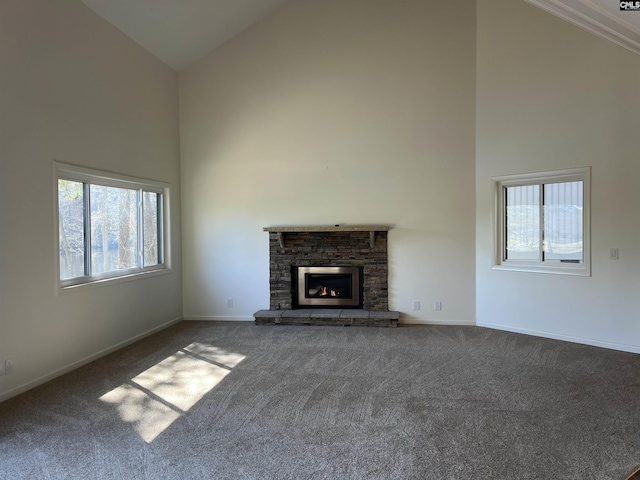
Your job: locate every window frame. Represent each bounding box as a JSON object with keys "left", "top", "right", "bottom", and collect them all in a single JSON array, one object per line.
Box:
[
  {"left": 492, "top": 167, "right": 591, "bottom": 276},
  {"left": 55, "top": 162, "right": 171, "bottom": 291}
]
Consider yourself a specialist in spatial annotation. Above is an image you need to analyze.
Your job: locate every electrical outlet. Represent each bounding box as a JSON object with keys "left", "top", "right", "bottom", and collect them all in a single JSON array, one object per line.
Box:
[
  {"left": 412, "top": 300, "right": 420, "bottom": 310},
  {"left": 226, "top": 299, "right": 234, "bottom": 308},
  {"left": 4, "top": 359, "right": 13, "bottom": 375},
  {"left": 0, "top": 361, "right": 4, "bottom": 377},
  {"left": 610, "top": 248, "right": 619, "bottom": 260},
  {"left": 434, "top": 301, "right": 442, "bottom": 311}
]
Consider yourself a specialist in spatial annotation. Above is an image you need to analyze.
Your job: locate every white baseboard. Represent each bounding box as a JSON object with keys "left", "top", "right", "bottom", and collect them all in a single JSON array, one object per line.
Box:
[
  {"left": 477, "top": 321, "right": 640, "bottom": 354},
  {"left": 0, "top": 316, "right": 182, "bottom": 404},
  {"left": 183, "top": 315, "right": 254, "bottom": 322},
  {"left": 185, "top": 315, "right": 474, "bottom": 326},
  {"left": 399, "top": 319, "right": 476, "bottom": 326},
  {"left": 186, "top": 315, "right": 475, "bottom": 326}
]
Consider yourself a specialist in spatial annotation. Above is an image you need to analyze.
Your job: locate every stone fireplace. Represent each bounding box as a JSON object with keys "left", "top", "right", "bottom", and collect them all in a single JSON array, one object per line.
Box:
[{"left": 253, "top": 226, "right": 399, "bottom": 327}]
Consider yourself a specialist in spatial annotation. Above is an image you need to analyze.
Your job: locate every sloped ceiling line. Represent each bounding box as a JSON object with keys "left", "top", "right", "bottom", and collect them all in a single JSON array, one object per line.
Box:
[
  {"left": 525, "top": 0, "right": 640, "bottom": 56},
  {"left": 80, "top": 0, "right": 290, "bottom": 71}
]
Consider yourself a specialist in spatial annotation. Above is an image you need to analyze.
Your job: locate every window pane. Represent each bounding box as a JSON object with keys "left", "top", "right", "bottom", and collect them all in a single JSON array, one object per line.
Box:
[
  {"left": 505, "top": 185, "right": 540, "bottom": 260},
  {"left": 58, "top": 180, "right": 85, "bottom": 280},
  {"left": 143, "top": 191, "right": 160, "bottom": 267},
  {"left": 544, "top": 181, "right": 583, "bottom": 262},
  {"left": 90, "top": 185, "right": 138, "bottom": 274}
]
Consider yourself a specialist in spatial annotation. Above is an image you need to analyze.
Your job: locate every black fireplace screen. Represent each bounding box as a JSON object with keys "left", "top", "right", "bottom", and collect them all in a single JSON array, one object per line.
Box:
[{"left": 296, "top": 266, "right": 362, "bottom": 308}]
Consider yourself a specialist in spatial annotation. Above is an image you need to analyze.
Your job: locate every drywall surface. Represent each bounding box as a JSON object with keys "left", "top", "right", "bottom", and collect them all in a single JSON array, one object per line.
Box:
[
  {"left": 179, "top": 0, "right": 476, "bottom": 324},
  {"left": 0, "top": 0, "right": 182, "bottom": 400},
  {"left": 476, "top": 0, "right": 640, "bottom": 352}
]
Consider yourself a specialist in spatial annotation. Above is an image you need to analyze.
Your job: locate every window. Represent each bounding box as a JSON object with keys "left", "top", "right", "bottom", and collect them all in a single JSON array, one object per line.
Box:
[
  {"left": 56, "top": 163, "right": 169, "bottom": 288},
  {"left": 493, "top": 167, "right": 590, "bottom": 276}
]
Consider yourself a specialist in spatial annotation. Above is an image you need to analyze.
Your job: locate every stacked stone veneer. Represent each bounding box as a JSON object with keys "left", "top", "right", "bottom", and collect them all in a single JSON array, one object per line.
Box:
[{"left": 268, "top": 231, "right": 389, "bottom": 311}]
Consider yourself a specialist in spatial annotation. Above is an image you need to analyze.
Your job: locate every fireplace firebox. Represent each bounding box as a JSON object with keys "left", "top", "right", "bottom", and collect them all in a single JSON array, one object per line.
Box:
[{"left": 295, "top": 266, "right": 363, "bottom": 308}]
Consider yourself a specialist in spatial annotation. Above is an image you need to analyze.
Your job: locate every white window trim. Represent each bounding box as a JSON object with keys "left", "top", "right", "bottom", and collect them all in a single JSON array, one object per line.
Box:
[
  {"left": 54, "top": 161, "right": 172, "bottom": 294},
  {"left": 492, "top": 166, "right": 591, "bottom": 276}
]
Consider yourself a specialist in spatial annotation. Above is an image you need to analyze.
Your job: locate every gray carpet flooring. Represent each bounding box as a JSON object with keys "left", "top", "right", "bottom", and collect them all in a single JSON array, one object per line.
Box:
[{"left": 1, "top": 321, "right": 639, "bottom": 479}]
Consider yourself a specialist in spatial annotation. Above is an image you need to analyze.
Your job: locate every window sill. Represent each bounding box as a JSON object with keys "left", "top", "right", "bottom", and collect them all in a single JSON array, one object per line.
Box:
[
  {"left": 56, "top": 267, "right": 172, "bottom": 296},
  {"left": 492, "top": 263, "right": 590, "bottom": 277}
]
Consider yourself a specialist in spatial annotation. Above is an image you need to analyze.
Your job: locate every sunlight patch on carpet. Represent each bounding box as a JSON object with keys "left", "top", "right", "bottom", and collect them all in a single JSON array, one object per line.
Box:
[
  {"left": 99, "top": 345, "right": 245, "bottom": 442},
  {"left": 99, "top": 384, "right": 181, "bottom": 442}
]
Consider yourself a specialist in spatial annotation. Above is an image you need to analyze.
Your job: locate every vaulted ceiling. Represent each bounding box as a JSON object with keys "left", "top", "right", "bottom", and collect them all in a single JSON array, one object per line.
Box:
[
  {"left": 81, "top": 0, "right": 640, "bottom": 72},
  {"left": 81, "top": 0, "right": 290, "bottom": 71}
]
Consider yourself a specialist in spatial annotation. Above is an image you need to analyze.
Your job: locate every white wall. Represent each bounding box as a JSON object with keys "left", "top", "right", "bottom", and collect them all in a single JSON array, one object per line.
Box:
[
  {"left": 476, "top": 0, "right": 640, "bottom": 352},
  {"left": 179, "top": 0, "right": 477, "bottom": 324},
  {"left": 0, "top": 0, "right": 182, "bottom": 401}
]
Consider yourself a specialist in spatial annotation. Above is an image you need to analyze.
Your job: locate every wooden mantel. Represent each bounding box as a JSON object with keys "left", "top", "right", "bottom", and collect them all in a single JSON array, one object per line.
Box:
[{"left": 263, "top": 225, "right": 391, "bottom": 249}]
